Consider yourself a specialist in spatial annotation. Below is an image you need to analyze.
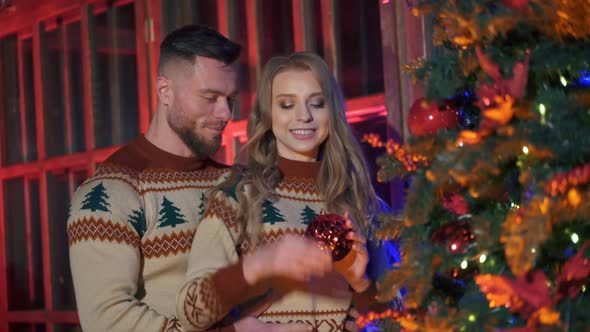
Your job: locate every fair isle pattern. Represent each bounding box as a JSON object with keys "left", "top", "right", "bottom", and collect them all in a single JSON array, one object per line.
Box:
[
  {"left": 275, "top": 177, "right": 322, "bottom": 202},
  {"left": 183, "top": 276, "right": 224, "bottom": 330},
  {"left": 259, "top": 308, "right": 348, "bottom": 318},
  {"left": 138, "top": 168, "right": 229, "bottom": 194},
  {"left": 161, "top": 317, "right": 182, "bottom": 332},
  {"left": 84, "top": 176, "right": 139, "bottom": 193},
  {"left": 205, "top": 195, "right": 241, "bottom": 234},
  {"left": 68, "top": 217, "right": 140, "bottom": 248},
  {"left": 142, "top": 229, "right": 195, "bottom": 259},
  {"left": 139, "top": 167, "right": 228, "bottom": 184},
  {"left": 94, "top": 163, "right": 141, "bottom": 178},
  {"left": 263, "top": 319, "right": 344, "bottom": 332},
  {"left": 239, "top": 228, "right": 306, "bottom": 256}
]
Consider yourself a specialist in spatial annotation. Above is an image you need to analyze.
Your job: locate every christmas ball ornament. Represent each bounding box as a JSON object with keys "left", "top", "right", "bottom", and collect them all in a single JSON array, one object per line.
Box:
[
  {"left": 305, "top": 212, "right": 353, "bottom": 261},
  {"left": 408, "top": 98, "right": 460, "bottom": 137},
  {"left": 430, "top": 218, "right": 476, "bottom": 254},
  {"left": 501, "top": 0, "right": 528, "bottom": 11}
]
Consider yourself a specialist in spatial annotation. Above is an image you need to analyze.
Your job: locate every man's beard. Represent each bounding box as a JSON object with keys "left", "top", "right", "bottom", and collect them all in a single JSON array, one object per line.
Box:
[{"left": 168, "top": 114, "right": 222, "bottom": 158}]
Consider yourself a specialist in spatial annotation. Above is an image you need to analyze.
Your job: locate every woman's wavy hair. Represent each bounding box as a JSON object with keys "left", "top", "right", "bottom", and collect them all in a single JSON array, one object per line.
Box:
[{"left": 222, "top": 52, "right": 381, "bottom": 239}]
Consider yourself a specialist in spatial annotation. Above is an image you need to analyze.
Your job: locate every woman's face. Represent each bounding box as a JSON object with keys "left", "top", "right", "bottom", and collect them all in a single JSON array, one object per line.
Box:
[{"left": 271, "top": 69, "right": 330, "bottom": 162}]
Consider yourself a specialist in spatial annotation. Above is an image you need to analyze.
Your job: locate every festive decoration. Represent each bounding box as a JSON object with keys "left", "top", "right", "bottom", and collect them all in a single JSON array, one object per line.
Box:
[
  {"left": 501, "top": 0, "right": 529, "bottom": 11},
  {"left": 555, "top": 240, "right": 590, "bottom": 302},
  {"left": 407, "top": 98, "right": 460, "bottom": 137},
  {"left": 363, "top": 133, "right": 430, "bottom": 175},
  {"left": 475, "top": 47, "right": 530, "bottom": 102},
  {"left": 305, "top": 212, "right": 352, "bottom": 261},
  {"left": 430, "top": 218, "right": 476, "bottom": 254},
  {"left": 369, "top": 0, "right": 590, "bottom": 330},
  {"left": 544, "top": 162, "right": 590, "bottom": 197},
  {"left": 441, "top": 193, "right": 469, "bottom": 216}
]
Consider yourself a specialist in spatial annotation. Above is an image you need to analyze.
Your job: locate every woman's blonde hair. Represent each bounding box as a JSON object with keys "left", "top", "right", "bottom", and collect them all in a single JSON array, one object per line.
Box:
[{"left": 223, "top": 52, "right": 381, "bottom": 239}]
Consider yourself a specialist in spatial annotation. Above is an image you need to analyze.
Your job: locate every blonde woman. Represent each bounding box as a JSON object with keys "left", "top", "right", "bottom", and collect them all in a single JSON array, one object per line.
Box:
[{"left": 177, "top": 52, "right": 393, "bottom": 332}]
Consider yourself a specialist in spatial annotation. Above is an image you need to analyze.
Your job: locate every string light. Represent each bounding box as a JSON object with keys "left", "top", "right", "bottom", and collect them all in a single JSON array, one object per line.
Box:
[
  {"left": 539, "top": 104, "right": 546, "bottom": 115},
  {"left": 522, "top": 146, "right": 529, "bottom": 155},
  {"left": 531, "top": 248, "right": 536, "bottom": 254},
  {"left": 479, "top": 254, "right": 487, "bottom": 263},
  {"left": 571, "top": 233, "right": 579, "bottom": 244},
  {"left": 451, "top": 243, "right": 458, "bottom": 251},
  {"left": 560, "top": 76, "right": 567, "bottom": 86},
  {"left": 461, "top": 260, "right": 468, "bottom": 269},
  {"left": 539, "top": 103, "right": 547, "bottom": 124},
  {"left": 468, "top": 314, "right": 476, "bottom": 322}
]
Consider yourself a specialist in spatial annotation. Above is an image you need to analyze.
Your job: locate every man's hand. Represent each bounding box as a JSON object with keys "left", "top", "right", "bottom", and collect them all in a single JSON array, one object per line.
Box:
[{"left": 234, "top": 317, "right": 312, "bottom": 332}]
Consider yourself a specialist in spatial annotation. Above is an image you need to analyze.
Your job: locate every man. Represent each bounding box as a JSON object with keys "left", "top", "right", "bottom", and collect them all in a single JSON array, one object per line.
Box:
[{"left": 68, "top": 25, "right": 312, "bottom": 332}]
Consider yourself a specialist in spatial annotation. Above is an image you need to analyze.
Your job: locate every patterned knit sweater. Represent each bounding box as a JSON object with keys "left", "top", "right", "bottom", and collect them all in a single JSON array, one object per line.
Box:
[
  {"left": 177, "top": 157, "right": 369, "bottom": 332},
  {"left": 67, "top": 135, "right": 233, "bottom": 332}
]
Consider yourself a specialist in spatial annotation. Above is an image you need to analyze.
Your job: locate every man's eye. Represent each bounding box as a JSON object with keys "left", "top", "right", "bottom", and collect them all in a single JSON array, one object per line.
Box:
[{"left": 203, "top": 96, "right": 217, "bottom": 102}]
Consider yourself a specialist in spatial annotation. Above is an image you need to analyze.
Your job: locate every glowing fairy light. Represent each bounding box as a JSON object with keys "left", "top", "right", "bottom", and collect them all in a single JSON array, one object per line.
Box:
[
  {"left": 479, "top": 254, "right": 487, "bottom": 263},
  {"left": 571, "top": 233, "right": 579, "bottom": 244},
  {"left": 560, "top": 76, "right": 567, "bottom": 86},
  {"left": 539, "top": 104, "right": 546, "bottom": 125},
  {"left": 468, "top": 314, "right": 476, "bottom": 322},
  {"left": 539, "top": 104, "right": 546, "bottom": 115},
  {"left": 531, "top": 248, "right": 536, "bottom": 254},
  {"left": 451, "top": 243, "right": 458, "bottom": 251},
  {"left": 461, "top": 260, "right": 468, "bottom": 269},
  {"left": 522, "top": 146, "right": 529, "bottom": 155}
]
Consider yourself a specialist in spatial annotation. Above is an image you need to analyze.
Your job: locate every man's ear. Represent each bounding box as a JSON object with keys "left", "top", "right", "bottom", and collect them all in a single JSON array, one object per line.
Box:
[{"left": 156, "top": 76, "right": 173, "bottom": 106}]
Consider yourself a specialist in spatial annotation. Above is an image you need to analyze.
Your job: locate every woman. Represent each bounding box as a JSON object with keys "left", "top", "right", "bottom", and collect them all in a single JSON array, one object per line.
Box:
[{"left": 176, "top": 52, "right": 393, "bottom": 332}]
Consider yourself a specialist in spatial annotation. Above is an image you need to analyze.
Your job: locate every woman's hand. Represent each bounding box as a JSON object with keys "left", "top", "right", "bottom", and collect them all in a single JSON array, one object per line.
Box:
[
  {"left": 336, "top": 212, "right": 371, "bottom": 293},
  {"left": 243, "top": 234, "right": 333, "bottom": 285}
]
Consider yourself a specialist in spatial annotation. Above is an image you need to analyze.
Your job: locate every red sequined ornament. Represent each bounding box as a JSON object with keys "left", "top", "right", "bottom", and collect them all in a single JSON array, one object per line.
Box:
[
  {"left": 305, "top": 212, "right": 352, "bottom": 261},
  {"left": 430, "top": 218, "right": 476, "bottom": 254},
  {"left": 407, "top": 98, "right": 460, "bottom": 137}
]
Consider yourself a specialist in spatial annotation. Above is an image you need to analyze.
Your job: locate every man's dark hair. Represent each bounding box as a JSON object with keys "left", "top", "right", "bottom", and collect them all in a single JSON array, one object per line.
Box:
[{"left": 158, "top": 24, "right": 241, "bottom": 73}]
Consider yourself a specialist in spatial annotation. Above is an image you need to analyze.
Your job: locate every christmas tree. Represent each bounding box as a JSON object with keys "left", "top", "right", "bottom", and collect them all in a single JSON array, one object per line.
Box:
[
  {"left": 158, "top": 196, "right": 187, "bottom": 228},
  {"left": 262, "top": 199, "right": 286, "bottom": 225},
  {"left": 80, "top": 182, "right": 110, "bottom": 212},
  {"left": 128, "top": 208, "right": 146, "bottom": 237},
  {"left": 362, "top": 1, "right": 590, "bottom": 331},
  {"left": 301, "top": 205, "right": 319, "bottom": 225}
]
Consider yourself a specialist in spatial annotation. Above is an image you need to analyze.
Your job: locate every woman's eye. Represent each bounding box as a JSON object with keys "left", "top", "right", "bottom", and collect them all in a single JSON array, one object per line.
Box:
[
  {"left": 310, "top": 100, "right": 325, "bottom": 108},
  {"left": 280, "top": 102, "right": 294, "bottom": 109}
]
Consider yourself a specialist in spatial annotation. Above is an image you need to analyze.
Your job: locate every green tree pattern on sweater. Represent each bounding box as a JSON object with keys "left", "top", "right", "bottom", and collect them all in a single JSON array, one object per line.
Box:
[
  {"left": 128, "top": 209, "right": 146, "bottom": 236},
  {"left": 300, "top": 205, "right": 318, "bottom": 225},
  {"left": 81, "top": 182, "right": 110, "bottom": 212},
  {"left": 262, "top": 199, "right": 286, "bottom": 225},
  {"left": 158, "top": 196, "right": 187, "bottom": 228}
]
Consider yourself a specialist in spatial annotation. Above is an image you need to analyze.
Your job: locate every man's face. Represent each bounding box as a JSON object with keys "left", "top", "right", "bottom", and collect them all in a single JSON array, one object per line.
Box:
[{"left": 167, "top": 56, "right": 238, "bottom": 158}]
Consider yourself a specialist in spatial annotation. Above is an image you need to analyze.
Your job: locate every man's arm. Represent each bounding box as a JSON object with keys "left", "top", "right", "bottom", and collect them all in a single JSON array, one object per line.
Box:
[{"left": 68, "top": 178, "right": 178, "bottom": 332}]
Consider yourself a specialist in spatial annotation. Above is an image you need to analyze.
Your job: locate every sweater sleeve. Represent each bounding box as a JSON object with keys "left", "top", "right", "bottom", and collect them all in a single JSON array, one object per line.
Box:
[
  {"left": 68, "top": 178, "right": 182, "bottom": 332},
  {"left": 176, "top": 191, "right": 257, "bottom": 331}
]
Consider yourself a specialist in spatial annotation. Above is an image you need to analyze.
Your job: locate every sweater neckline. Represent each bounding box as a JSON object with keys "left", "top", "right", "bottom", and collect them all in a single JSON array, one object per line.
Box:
[
  {"left": 277, "top": 156, "right": 321, "bottom": 179},
  {"left": 134, "top": 135, "right": 208, "bottom": 171}
]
